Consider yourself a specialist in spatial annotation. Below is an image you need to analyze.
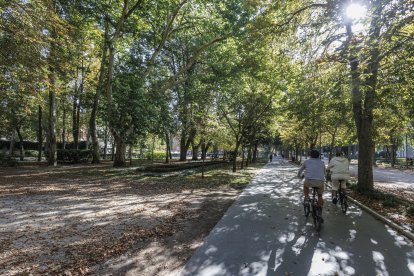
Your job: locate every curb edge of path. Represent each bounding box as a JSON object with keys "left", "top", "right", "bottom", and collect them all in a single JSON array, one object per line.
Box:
[{"left": 347, "top": 195, "right": 414, "bottom": 241}]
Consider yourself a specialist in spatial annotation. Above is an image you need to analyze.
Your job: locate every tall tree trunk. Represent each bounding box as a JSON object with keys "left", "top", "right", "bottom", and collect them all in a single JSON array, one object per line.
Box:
[
  {"left": 179, "top": 128, "right": 195, "bottom": 161},
  {"left": 113, "top": 135, "right": 127, "bottom": 167},
  {"left": 38, "top": 105, "right": 42, "bottom": 161},
  {"left": 240, "top": 146, "right": 245, "bottom": 169},
  {"left": 72, "top": 67, "right": 79, "bottom": 149},
  {"left": 165, "top": 132, "right": 170, "bottom": 164},
  {"left": 76, "top": 62, "right": 83, "bottom": 148},
  {"left": 90, "top": 19, "right": 109, "bottom": 164},
  {"left": 62, "top": 99, "right": 66, "bottom": 150},
  {"left": 201, "top": 141, "right": 210, "bottom": 161},
  {"left": 345, "top": 10, "right": 381, "bottom": 191},
  {"left": 103, "top": 124, "right": 108, "bottom": 160},
  {"left": 328, "top": 129, "right": 337, "bottom": 161},
  {"left": 246, "top": 147, "right": 251, "bottom": 167},
  {"left": 390, "top": 135, "right": 397, "bottom": 168},
  {"left": 151, "top": 135, "right": 155, "bottom": 161},
  {"left": 9, "top": 129, "right": 16, "bottom": 156},
  {"left": 252, "top": 140, "right": 258, "bottom": 163},
  {"left": 48, "top": 71, "right": 57, "bottom": 166},
  {"left": 179, "top": 131, "right": 187, "bottom": 161},
  {"left": 111, "top": 141, "right": 115, "bottom": 161},
  {"left": 16, "top": 127, "right": 24, "bottom": 161},
  {"left": 232, "top": 139, "right": 240, "bottom": 172},
  {"left": 191, "top": 141, "right": 199, "bottom": 160}
]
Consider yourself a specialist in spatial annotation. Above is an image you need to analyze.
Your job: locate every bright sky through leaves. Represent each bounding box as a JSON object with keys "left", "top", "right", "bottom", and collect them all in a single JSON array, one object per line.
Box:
[{"left": 346, "top": 3, "right": 367, "bottom": 20}]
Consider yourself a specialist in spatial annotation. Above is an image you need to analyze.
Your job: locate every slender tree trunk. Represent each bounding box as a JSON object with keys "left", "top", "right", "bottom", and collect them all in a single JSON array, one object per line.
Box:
[
  {"left": 165, "top": 132, "right": 170, "bottom": 164},
  {"left": 111, "top": 141, "right": 115, "bottom": 161},
  {"left": 151, "top": 135, "right": 155, "bottom": 161},
  {"left": 252, "top": 140, "right": 258, "bottom": 163},
  {"left": 201, "top": 141, "right": 210, "bottom": 160},
  {"left": 232, "top": 140, "right": 240, "bottom": 172},
  {"left": 129, "top": 145, "right": 132, "bottom": 166},
  {"left": 9, "top": 129, "right": 16, "bottom": 156},
  {"left": 76, "top": 62, "right": 83, "bottom": 149},
  {"left": 90, "top": 20, "right": 109, "bottom": 164},
  {"left": 48, "top": 65, "right": 57, "bottom": 166},
  {"left": 201, "top": 145, "right": 205, "bottom": 179},
  {"left": 245, "top": 147, "right": 251, "bottom": 167},
  {"left": 390, "top": 135, "right": 397, "bottom": 168},
  {"left": 103, "top": 125, "right": 108, "bottom": 160},
  {"left": 62, "top": 110, "right": 66, "bottom": 150},
  {"left": 240, "top": 146, "right": 245, "bottom": 169},
  {"left": 16, "top": 127, "right": 24, "bottom": 161},
  {"left": 328, "top": 129, "right": 337, "bottom": 161},
  {"left": 38, "top": 105, "right": 42, "bottom": 161},
  {"left": 72, "top": 67, "right": 79, "bottom": 149}
]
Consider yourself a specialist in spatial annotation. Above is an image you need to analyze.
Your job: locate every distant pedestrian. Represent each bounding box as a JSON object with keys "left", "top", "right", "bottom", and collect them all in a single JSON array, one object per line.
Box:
[{"left": 269, "top": 154, "right": 273, "bottom": 162}]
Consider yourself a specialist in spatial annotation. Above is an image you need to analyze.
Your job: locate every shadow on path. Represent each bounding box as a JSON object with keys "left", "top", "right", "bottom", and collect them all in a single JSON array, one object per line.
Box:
[{"left": 181, "top": 159, "right": 414, "bottom": 276}]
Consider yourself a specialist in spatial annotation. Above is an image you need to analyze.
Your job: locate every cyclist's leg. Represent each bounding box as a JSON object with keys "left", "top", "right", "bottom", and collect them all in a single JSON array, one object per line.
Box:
[
  {"left": 340, "top": 180, "right": 347, "bottom": 195},
  {"left": 304, "top": 185, "right": 310, "bottom": 200},
  {"left": 317, "top": 191, "right": 324, "bottom": 207},
  {"left": 339, "top": 179, "right": 346, "bottom": 196},
  {"left": 331, "top": 178, "right": 340, "bottom": 204},
  {"left": 314, "top": 180, "right": 325, "bottom": 208},
  {"left": 303, "top": 180, "right": 311, "bottom": 203}
]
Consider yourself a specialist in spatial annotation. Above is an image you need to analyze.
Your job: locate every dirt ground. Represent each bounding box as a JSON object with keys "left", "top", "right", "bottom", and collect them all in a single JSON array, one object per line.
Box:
[
  {"left": 0, "top": 162, "right": 262, "bottom": 276},
  {"left": 2, "top": 161, "right": 413, "bottom": 275}
]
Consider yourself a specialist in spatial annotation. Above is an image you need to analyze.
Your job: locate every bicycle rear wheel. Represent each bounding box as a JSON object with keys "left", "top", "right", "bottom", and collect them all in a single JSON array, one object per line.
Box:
[
  {"left": 304, "top": 204, "right": 310, "bottom": 217},
  {"left": 312, "top": 206, "right": 322, "bottom": 232},
  {"left": 341, "top": 196, "right": 348, "bottom": 213}
]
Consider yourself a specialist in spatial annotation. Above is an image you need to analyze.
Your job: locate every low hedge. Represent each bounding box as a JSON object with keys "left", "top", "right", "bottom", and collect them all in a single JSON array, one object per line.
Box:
[
  {"left": 137, "top": 160, "right": 227, "bottom": 173},
  {"left": 56, "top": 149, "right": 92, "bottom": 163},
  {"left": 146, "top": 151, "right": 166, "bottom": 160}
]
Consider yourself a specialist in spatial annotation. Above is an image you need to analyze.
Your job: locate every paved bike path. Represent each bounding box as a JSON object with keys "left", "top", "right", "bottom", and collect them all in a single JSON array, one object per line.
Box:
[{"left": 180, "top": 158, "right": 414, "bottom": 276}]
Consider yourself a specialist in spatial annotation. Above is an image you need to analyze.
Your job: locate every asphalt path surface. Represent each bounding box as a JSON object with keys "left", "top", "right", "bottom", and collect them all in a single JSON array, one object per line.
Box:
[{"left": 180, "top": 158, "right": 414, "bottom": 276}]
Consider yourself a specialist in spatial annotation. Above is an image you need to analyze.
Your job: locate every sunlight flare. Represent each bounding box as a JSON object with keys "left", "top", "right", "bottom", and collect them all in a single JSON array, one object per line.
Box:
[{"left": 346, "top": 3, "right": 367, "bottom": 20}]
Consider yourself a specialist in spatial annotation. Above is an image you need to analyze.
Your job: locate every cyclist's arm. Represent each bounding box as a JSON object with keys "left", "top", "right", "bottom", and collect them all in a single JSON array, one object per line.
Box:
[{"left": 298, "top": 163, "right": 305, "bottom": 178}]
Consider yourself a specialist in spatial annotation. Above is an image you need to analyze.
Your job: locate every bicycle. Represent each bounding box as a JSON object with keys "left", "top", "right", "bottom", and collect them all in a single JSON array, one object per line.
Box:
[
  {"left": 304, "top": 187, "right": 323, "bottom": 232},
  {"left": 337, "top": 181, "right": 348, "bottom": 214}
]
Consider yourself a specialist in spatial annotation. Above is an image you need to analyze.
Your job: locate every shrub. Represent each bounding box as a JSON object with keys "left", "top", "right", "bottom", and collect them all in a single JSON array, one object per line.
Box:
[
  {"left": 146, "top": 151, "right": 166, "bottom": 160},
  {"left": 382, "top": 196, "right": 400, "bottom": 208},
  {"left": 0, "top": 156, "right": 18, "bottom": 167},
  {"left": 25, "top": 150, "right": 39, "bottom": 157},
  {"left": 57, "top": 149, "right": 92, "bottom": 163},
  {"left": 347, "top": 181, "right": 358, "bottom": 190},
  {"left": 406, "top": 205, "right": 414, "bottom": 216}
]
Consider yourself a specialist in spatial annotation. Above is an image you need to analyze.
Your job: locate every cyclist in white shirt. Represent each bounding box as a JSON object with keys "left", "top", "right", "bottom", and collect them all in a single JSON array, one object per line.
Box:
[{"left": 327, "top": 151, "right": 350, "bottom": 204}]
